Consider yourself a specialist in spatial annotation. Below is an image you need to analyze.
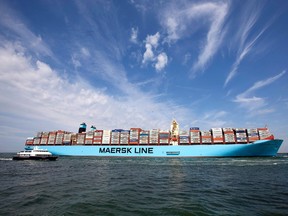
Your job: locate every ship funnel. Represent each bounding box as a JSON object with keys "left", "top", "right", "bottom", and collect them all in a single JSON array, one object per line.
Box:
[
  {"left": 91, "top": 125, "right": 96, "bottom": 131},
  {"left": 78, "top": 122, "right": 87, "bottom": 133}
]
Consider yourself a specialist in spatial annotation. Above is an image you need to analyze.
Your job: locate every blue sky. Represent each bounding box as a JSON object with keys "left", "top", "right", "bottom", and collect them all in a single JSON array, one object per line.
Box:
[{"left": 0, "top": 0, "right": 287, "bottom": 152}]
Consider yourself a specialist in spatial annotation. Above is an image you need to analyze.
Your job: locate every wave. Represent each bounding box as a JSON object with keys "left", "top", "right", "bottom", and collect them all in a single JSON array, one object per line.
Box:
[{"left": 0, "top": 158, "right": 12, "bottom": 161}]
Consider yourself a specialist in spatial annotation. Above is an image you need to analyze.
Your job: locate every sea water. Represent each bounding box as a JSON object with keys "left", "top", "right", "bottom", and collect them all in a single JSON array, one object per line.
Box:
[{"left": 0, "top": 153, "right": 288, "bottom": 215}]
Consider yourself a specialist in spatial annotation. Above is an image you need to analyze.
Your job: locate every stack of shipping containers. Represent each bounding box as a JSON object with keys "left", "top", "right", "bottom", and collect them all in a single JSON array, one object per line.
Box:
[
  {"left": 211, "top": 128, "right": 224, "bottom": 143},
  {"left": 179, "top": 130, "right": 189, "bottom": 145},
  {"left": 102, "top": 130, "right": 110, "bottom": 145},
  {"left": 201, "top": 131, "right": 212, "bottom": 144},
  {"left": 34, "top": 137, "right": 41, "bottom": 145},
  {"left": 235, "top": 128, "right": 247, "bottom": 143},
  {"left": 48, "top": 132, "right": 56, "bottom": 145},
  {"left": 93, "top": 130, "right": 103, "bottom": 145},
  {"left": 55, "top": 131, "right": 64, "bottom": 145},
  {"left": 139, "top": 130, "right": 149, "bottom": 145},
  {"left": 120, "top": 130, "right": 129, "bottom": 145},
  {"left": 258, "top": 128, "right": 272, "bottom": 139},
  {"left": 40, "top": 132, "right": 49, "bottom": 145},
  {"left": 129, "top": 128, "right": 140, "bottom": 145},
  {"left": 190, "top": 127, "right": 201, "bottom": 144},
  {"left": 85, "top": 131, "right": 94, "bottom": 145},
  {"left": 223, "top": 128, "right": 235, "bottom": 143},
  {"left": 159, "top": 130, "right": 170, "bottom": 145},
  {"left": 71, "top": 134, "right": 77, "bottom": 145},
  {"left": 76, "top": 133, "right": 85, "bottom": 144},
  {"left": 33, "top": 132, "right": 42, "bottom": 145},
  {"left": 63, "top": 133, "right": 72, "bottom": 145},
  {"left": 111, "top": 129, "right": 121, "bottom": 145},
  {"left": 25, "top": 137, "right": 34, "bottom": 145},
  {"left": 247, "top": 128, "right": 259, "bottom": 142},
  {"left": 149, "top": 129, "right": 159, "bottom": 145},
  {"left": 26, "top": 124, "right": 276, "bottom": 147}
]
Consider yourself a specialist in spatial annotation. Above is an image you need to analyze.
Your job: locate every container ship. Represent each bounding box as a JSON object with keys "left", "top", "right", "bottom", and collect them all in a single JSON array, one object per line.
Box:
[{"left": 24, "top": 120, "right": 283, "bottom": 157}]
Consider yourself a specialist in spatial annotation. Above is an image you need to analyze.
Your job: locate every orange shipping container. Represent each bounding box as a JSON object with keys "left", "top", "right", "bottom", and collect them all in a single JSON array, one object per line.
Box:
[{"left": 213, "top": 137, "right": 224, "bottom": 143}]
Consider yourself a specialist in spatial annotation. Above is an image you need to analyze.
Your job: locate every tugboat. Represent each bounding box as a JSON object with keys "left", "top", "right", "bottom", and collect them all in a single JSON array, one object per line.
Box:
[{"left": 13, "top": 147, "right": 58, "bottom": 161}]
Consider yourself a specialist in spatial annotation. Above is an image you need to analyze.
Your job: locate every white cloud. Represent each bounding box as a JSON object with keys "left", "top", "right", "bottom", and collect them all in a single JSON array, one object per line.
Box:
[
  {"left": 141, "top": 32, "right": 168, "bottom": 71},
  {"left": 233, "top": 71, "right": 286, "bottom": 111},
  {"left": 202, "top": 110, "right": 227, "bottom": 120},
  {"left": 71, "top": 47, "right": 91, "bottom": 69},
  {"left": 142, "top": 44, "right": 154, "bottom": 64},
  {"left": 224, "top": 27, "right": 268, "bottom": 86},
  {"left": 0, "top": 42, "right": 191, "bottom": 151},
  {"left": 192, "top": 3, "right": 228, "bottom": 73},
  {"left": 182, "top": 53, "right": 191, "bottom": 65},
  {"left": 155, "top": 52, "right": 168, "bottom": 72},
  {"left": 160, "top": 2, "right": 228, "bottom": 75},
  {"left": 142, "top": 32, "right": 160, "bottom": 64},
  {"left": 224, "top": 2, "right": 272, "bottom": 87},
  {"left": 233, "top": 95, "right": 266, "bottom": 111},
  {"left": 130, "top": 27, "right": 138, "bottom": 44},
  {"left": 244, "top": 70, "right": 286, "bottom": 94},
  {"left": 81, "top": 47, "right": 90, "bottom": 57},
  {"left": 71, "top": 54, "right": 81, "bottom": 68},
  {"left": 0, "top": 4, "right": 53, "bottom": 58},
  {"left": 165, "top": 17, "right": 180, "bottom": 41},
  {"left": 146, "top": 32, "right": 160, "bottom": 48}
]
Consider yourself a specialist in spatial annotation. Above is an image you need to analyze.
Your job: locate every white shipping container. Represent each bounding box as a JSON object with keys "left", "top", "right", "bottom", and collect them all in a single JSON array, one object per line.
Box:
[
  {"left": 55, "top": 134, "right": 64, "bottom": 144},
  {"left": 85, "top": 139, "right": 93, "bottom": 144},
  {"left": 149, "top": 138, "right": 158, "bottom": 143},
  {"left": 235, "top": 128, "right": 246, "bottom": 132},
  {"left": 212, "top": 130, "right": 223, "bottom": 134},
  {"left": 212, "top": 128, "right": 222, "bottom": 132},
  {"left": 224, "top": 134, "right": 235, "bottom": 139},
  {"left": 236, "top": 133, "right": 247, "bottom": 137},
  {"left": 40, "top": 137, "right": 48, "bottom": 145},
  {"left": 191, "top": 138, "right": 201, "bottom": 143},
  {"left": 33, "top": 138, "right": 41, "bottom": 145},
  {"left": 94, "top": 131, "right": 103, "bottom": 136},
  {"left": 42, "top": 132, "right": 49, "bottom": 137},
  {"left": 103, "top": 130, "right": 111, "bottom": 135},
  {"left": 159, "top": 139, "right": 169, "bottom": 143},
  {"left": 247, "top": 128, "right": 258, "bottom": 133},
  {"left": 86, "top": 131, "right": 94, "bottom": 139},
  {"left": 63, "top": 134, "right": 72, "bottom": 142},
  {"left": 222, "top": 128, "right": 234, "bottom": 132},
  {"left": 201, "top": 138, "right": 211, "bottom": 143},
  {"left": 201, "top": 131, "right": 211, "bottom": 136},
  {"left": 77, "top": 135, "right": 85, "bottom": 144},
  {"left": 48, "top": 135, "right": 56, "bottom": 144},
  {"left": 180, "top": 139, "right": 189, "bottom": 144},
  {"left": 102, "top": 138, "right": 110, "bottom": 144},
  {"left": 237, "top": 137, "right": 247, "bottom": 142},
  {"left": 190, "top": 131, "right": 200, "bottom": 136}
]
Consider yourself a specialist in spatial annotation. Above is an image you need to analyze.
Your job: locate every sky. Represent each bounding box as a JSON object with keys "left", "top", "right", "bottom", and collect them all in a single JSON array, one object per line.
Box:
[{"left": 0, "top": 0, "right": 287, "bottom": 152}]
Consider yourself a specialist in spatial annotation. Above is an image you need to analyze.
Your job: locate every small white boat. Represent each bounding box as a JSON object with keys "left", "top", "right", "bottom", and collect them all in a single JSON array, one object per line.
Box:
[{"left": 13, "top": 147, "right": 58, "bottom": 161}]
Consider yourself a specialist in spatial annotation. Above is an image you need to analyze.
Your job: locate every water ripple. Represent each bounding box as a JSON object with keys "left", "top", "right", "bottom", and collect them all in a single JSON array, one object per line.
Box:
[{"left": 0, "top": 154, "right": 288, "bottom": 215}]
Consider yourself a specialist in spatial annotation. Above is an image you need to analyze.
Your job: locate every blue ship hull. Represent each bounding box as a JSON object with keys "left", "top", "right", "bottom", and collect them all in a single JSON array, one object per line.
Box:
[{"left": 25, "top": 139, "right": 283, "bottom": 157}]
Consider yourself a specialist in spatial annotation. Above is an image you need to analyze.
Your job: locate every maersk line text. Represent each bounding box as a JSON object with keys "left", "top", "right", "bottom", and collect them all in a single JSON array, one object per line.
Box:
[{"left": 99, "top": 147, "right": 153, "bottom": 154}]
